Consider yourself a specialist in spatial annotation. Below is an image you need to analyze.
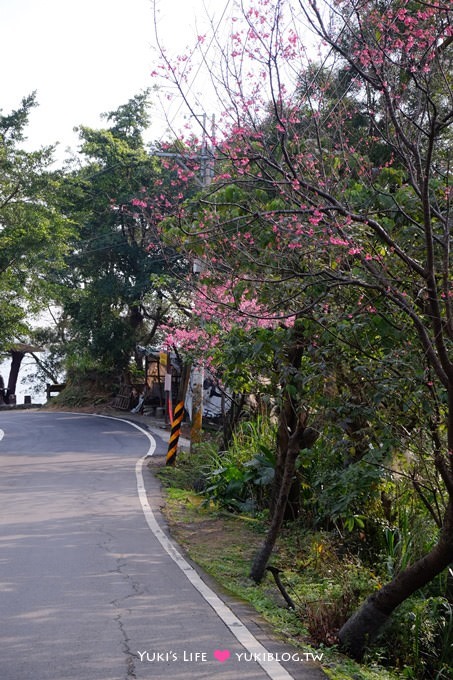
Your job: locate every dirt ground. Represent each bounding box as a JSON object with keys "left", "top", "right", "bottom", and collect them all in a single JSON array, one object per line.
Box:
[{"left": 146, "top": 456, "right": 261, "bottom": 559}]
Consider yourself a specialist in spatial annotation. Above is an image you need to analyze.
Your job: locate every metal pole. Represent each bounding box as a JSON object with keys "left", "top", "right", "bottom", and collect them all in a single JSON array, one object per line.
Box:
[{"left": 190, "top": 365, "right": 204, "bottom": 451}]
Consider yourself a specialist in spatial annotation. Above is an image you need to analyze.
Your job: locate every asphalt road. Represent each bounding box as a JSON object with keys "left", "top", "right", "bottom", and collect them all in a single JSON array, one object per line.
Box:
[{"left": 0, "top": 411, "right": 326, "bottom": 680}]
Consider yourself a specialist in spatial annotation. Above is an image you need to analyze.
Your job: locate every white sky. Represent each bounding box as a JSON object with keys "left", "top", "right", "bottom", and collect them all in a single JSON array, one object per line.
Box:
[{"left": 0, "top": 0, "right": 229, "bottom": 161}]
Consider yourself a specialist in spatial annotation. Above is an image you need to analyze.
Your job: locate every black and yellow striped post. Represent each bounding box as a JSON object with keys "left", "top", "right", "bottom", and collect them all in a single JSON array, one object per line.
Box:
[{"left": 166, "top": 400, "right": 185, "bottom": 466}]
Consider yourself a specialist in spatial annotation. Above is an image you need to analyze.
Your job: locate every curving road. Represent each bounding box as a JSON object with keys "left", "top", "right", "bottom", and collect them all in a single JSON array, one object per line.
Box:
[{"left": 0, "top": 411, "right": 325, "bottom": 680}]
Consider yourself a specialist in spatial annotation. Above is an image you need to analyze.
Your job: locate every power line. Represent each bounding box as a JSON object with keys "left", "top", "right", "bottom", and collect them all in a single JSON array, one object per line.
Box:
[{"left": 152, "top": 0, "right": 232, "bottom": 143}]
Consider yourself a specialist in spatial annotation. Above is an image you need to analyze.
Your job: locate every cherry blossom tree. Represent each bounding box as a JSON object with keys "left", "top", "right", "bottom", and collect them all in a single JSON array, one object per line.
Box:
[{"left": 152, "top": 0, "right": 453, "bottom": 657}]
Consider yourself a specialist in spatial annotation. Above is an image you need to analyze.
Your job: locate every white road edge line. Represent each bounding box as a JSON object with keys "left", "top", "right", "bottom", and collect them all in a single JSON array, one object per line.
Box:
[
  {"left": 135, "top": 458, "right": 295, "bottom": 680},
  {"left": 0, "top": 429, "right": 4, "bottom": 441},
  {"left": 92, "top": 413, "right": 294, "bottom": 679}
]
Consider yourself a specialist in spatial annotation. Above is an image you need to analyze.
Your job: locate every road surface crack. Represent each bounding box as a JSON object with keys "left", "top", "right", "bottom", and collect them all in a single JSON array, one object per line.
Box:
[
  {"left": 98, "top": 528, "right": 145, "bottom": 678},
  {"left": 115, "top": 612, "right": 137, "bottom": 679}
]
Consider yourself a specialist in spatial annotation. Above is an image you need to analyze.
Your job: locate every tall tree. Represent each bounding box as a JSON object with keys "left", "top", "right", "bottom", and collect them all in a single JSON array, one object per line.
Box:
[
  {"left": 58, "top": 92, "right": 192, "bottom": 382},
  {"left": 0, "top": 94, "right": 71, "bottom": 382},
  {"left": 154, "top": 0, "right": 453, "bottom": 658}
]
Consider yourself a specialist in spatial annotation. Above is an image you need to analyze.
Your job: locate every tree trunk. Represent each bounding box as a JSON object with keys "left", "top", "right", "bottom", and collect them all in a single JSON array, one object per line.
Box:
[
  {"left": 222, "top": 392, "right": 245, "bottom": 451},
  {"left": 6, "top": 351, "right": 26, "bottom": 400},
  {"left": 271, "top": 389, "right": 297, "bottom": 517},
  {"left": 250, "top": 417, "right": 317, "bottom": 582},
  {"left": 339, "top": 497, "right": 453, "bottom": 660},
  {"left": 271, "top": 325, "right": 305, "bottom": 520}
]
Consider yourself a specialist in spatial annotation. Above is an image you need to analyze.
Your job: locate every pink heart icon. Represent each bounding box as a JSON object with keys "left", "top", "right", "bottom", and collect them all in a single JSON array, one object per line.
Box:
[{"left": 213, "top": 649, "right": 231, "bottom": 663}]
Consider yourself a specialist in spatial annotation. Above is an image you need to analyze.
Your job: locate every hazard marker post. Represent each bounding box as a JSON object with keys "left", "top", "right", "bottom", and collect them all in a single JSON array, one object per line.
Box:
[{"left": 166, "top": 362, "right": 191, "bottom": 466}]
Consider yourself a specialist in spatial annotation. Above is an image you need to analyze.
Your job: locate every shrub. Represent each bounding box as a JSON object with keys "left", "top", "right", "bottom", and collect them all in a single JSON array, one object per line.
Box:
[
  {"left": 373, "top": 595, "right": 453, "bottom": 679},
  {"left": 199, "top": 416, "right": 277, "bottom": 513}
]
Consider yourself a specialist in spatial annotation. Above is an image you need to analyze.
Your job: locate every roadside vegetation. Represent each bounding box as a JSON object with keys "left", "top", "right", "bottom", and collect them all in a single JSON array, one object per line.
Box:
[{"left": 155, "top": 419, "right": 452, "bottom": 680}]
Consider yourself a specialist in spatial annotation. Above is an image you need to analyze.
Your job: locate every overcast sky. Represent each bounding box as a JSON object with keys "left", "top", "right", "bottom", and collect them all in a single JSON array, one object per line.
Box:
[{"left": 0, "top": 0, "right": 228, "bottom": 161}]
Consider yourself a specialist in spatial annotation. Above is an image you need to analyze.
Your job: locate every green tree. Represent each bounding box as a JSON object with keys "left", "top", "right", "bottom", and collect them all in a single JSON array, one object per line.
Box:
[
  {"left": 0, "top": 93, "right": 72, "bottom": 387},
  {"left": 57, "top": 92, "right": 192, "bottom": 384}
]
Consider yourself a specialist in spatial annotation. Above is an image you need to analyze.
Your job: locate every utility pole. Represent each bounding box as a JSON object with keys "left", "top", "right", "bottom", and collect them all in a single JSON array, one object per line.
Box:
[
  {"left": 149, "top": 113, "right": 215, "bottom": 188},
  {"left": 190, "top": 113, "right": 215, "bottom": 451},
  {"left": 161, "top": 113, "right": 215, "bottom": 461}
]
